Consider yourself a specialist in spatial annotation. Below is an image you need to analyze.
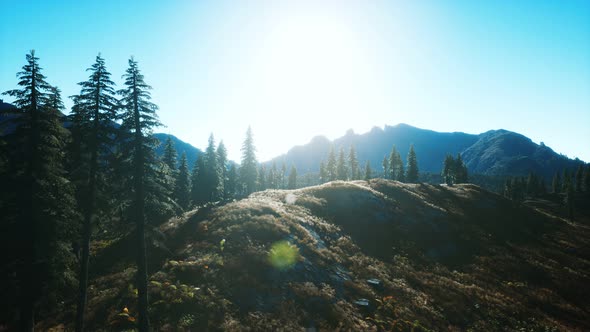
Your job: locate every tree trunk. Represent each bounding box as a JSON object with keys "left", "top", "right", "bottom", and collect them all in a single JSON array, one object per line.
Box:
[{"left": 133, "top": 82, "right": 150, "bottom": 332}]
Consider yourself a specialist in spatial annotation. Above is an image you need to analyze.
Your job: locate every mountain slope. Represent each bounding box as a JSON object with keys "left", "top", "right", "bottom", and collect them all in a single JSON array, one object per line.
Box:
[
  {"left": 154, "top": 133, "right": 202, "bottom": 168},
  {"left": 43, "top": 180, "right": 590, "bottom": 331},
  {"left": 267, "top": 124, "right": 583, "bottom": 178}
]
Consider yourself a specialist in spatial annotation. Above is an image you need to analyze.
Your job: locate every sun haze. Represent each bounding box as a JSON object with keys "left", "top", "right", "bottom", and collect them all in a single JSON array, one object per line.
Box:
[{"left": 1, "top": 0, "right": 589, "bottom": 162}]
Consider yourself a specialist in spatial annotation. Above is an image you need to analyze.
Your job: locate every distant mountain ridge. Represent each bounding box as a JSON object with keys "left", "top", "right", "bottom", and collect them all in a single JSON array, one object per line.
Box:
[{"left": 266, "top": 123, "right": 584, "bottom": 179}]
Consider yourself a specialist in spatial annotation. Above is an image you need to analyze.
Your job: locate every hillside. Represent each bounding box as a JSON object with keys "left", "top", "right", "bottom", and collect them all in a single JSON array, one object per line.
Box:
[
  {"left": 39, "top": 180, "right": 590, "bottom": 331},
  {"left": 154, "top": 133, "right": 202, "bottom": 168},
  {"left": 267, "top": 124, "right": 583, "bottom": 179}
]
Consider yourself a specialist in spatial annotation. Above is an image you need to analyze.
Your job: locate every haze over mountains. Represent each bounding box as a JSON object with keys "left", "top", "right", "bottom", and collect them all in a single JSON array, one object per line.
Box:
[{"left": 154, "top": 123, "right": 584, "bottom": 180}]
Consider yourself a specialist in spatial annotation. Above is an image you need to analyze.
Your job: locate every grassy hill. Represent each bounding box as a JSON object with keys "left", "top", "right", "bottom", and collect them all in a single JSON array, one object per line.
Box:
[{"left": 40, "top": 180, "right": 589, "bottom": 331}]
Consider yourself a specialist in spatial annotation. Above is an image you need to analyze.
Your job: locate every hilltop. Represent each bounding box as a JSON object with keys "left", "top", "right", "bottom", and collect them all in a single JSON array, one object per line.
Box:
[{"left": 38, "top": 179, "right": 590, "bottom": 331}]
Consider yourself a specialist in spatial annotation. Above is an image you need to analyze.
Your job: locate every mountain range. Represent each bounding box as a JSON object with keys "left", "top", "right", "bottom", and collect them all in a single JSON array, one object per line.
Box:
[
  {"left": 1, "top": 99, "right": 584, "bottom": 180},
  {"left": 263, "top": 124, "right": 584, "bottom": 179}
]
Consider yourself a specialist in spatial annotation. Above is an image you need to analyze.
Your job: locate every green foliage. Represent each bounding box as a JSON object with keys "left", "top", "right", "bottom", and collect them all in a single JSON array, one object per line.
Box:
[
  {"left": 348, "top": 145, "right": 360, "bottom": 180},
  {"left": 336, "top": 147, "right": 348, "bottom": 180},
  {"left": 174, "top": 152, "right": 191, "bottom": 210},
  {"left": 406, "top": 144, "right": 419, "bottom": 183},
  {"left": 162, "top": 136, "right": 177, "bottom": 170},
  {"left": 288, "top": 165, "right": 298, "bottom": 189},
  {"left": 364, "top": 160, "right": 372, "bottom": 181},
  {"left": 240, "top": 126, "right": 258, "bottom": 195},
  {"left": 327, "top": 146, "right": 337, "bottom": 181}
]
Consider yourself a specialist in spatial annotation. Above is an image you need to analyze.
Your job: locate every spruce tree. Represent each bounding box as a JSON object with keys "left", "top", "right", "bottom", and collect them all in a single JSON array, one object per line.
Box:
[
  {"left": 364, "top": 160, "right": 372, "bottom": 181},
  {"left": 69, "top": 54, "right": 118, "bottom": 332},
  {"left": 240, "top": 126, "right": 258, "bottom": 195},
  {"left": 2, "top": 50, "right": 78, "bottom": 331},
  {"left": 288, "top": 165, "right": 298, "bottom": 189},
  {"left": 190, "top": 155, "right": 208, "bottom": 205},
  {"left": 388, "top": 147, "right": 397, "bottom": 180},
  {"left": 336, "top": 147, "right": 348, "bottom": 180},
  {"left": 174, "top": 152, "right": 191, "bottom": 210},
  {"left": 268, "top": 161, "right": 278, "bottom": 189},
  {"left": 442, "top": 154, "right": 455, "bottom": 185},
  {"left": 348, "top": 145, "right": 359, "bottom": 180},
  {"left": 280, "top": 161, "right": 287, "bottom": 189},
  {"left": 382, "top": 156, "right": 389, "bottom": 179},
  {"left": 454, "top": 153, "right": 468, "bottom": 184},
  {"left": 204, "top": 134, "right": 221, "bottom": 201},
  {"left": 584, "top": 165, "right": 590, "bottom": 193},
  {"left": 327, "top": 146, "right": 337, "bottom": 181},
  {"left": 162, "top": 136, "right": 177, "bottom": 170},
  {"left": 226, "top": 164, "right": 238, "bottom": 198},
  {"left": 217, "top": 141, "right": 228, "bottom": 198},
  {"left": 117, "top": 57, "right": 162, "bottom": 332},
  {"left": 406, "top": 144, "right": 419, "bottom": 183}
]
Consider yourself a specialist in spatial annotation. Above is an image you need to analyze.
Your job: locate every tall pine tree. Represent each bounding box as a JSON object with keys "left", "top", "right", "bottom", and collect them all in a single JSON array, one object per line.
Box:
[
  {"left": 348, "top": 145, "right": 359, "bottom": 180},
  {"left": 118, "top": 57, "right": 162, "bottom": 332},
  {"left": 405, "top": 144, "right": 419, "bottom": 183},
  {"left": 240, "top": 126, "right": 258, "bottom": 195},
  {"left": 174, "top": 152, "right": 191, "bottom": 210},
  {"left": 69, "top": 54, "right": 118, "bottom": 332},
  {"left": 2, "top": 50, "right": 78, "bottom": 331}
]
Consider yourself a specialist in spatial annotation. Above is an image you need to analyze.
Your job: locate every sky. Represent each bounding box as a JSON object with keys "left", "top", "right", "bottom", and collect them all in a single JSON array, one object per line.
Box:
[{"left": 1, "top": 0, "right": 589, "bottom": 162}]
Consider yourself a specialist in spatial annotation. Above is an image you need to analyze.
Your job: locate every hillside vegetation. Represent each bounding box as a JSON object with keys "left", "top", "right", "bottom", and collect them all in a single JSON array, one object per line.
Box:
[{"left": 42, "top": 180, "right": 589, "bottom": 331}]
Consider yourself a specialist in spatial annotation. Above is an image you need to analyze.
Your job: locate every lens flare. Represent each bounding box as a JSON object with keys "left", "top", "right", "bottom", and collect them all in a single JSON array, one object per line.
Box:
[{"left": 268, "top": 241, "right": 299, "bottom": 270}]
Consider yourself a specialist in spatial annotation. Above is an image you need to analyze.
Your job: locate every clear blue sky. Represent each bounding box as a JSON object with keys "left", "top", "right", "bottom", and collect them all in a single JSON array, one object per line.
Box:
[{"left": 1, "top": 0, "right": 589, "bottom": 162}]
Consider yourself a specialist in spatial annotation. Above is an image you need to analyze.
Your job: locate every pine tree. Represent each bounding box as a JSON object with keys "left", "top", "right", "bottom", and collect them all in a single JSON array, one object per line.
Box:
[
  {"left": 162, "top": 136, "right": 177, "bottom": 170},
  {"left": 562, "top": 169, "right": 570, "bottom": 193},
  {"left": 348, "top": 145, "right": 359, "bottom": 180},
  {"left": 190, "top": 155, "right": 208, "bottom": 205},
  {"left": 174, "top": 152, "right": 191, "bottom": 210},
  {"left": 336, "top": 147, "right": 348, "bottom": 180},
  {"left": 388, "top": 147, "right": 397, "bottom": 180},
  {"left": 288, "top": 165, "right": 297, "bottom": 189},
  {"left": 552, "top": 171, "right": 561, "bottom": 193},
  {"left": 2, "top": 50, "right": 78, "bottom": 331},
  {"left": 240, "top": 126, "right": 258, "bottom": 195},
  {"left": 226, "top": 164, "right": 238, "bottom": 198},
  {"left": 454, "top": 153, "right": 468, "bottom": 184},
  {"left": 204, "top": 134, "right": 221, "bottom": 201},
  {"left": 442, "top": 154, "right": 455, "bottom": 185},
  {"left": 217, "top": 141, "right": 228, "bottom": 198},
  {"left": 364, "top": 160, "right": 372, "bottom": 181},
  {"left": 382, "top": 156, "right": 389, "bottom": 179},
  {"left": 68, "top": 54, "right": 119, "bottom": 332},
  {"left": 117, "top": 57, "right": 162, "bottom": 332},
  {"left": 327, "top": 146, "right": 337, "bottom": 181},
  {"left": 406, "top": 144, "right": 419, "bottom": 183}
]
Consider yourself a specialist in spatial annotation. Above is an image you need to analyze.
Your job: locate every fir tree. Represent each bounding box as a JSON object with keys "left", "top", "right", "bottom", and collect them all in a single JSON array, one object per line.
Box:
[
  {"left": 162, "top": 136, "right": 177, "bottom": 170},
  {"left": 2, "top": 50, "right": 78, "bottom": 331},
  {"left": 364, "top": 160, "right": 372, "bottom": 181},
  {"left": 562, "top": 169, "right": 570, "bottom": 193},
  {"left": 69, "top": 54, "right": 118, "bottom": 332},
  {"left": 268, "top": 161, "right": 277, "bottom": 189},
  {"left": 348, "top": 145, "right": 359, "bottom": 180},
  {"left": 240, "top": 126, "right": 258, "bottom": 195},
  {"left": 204, "top": 133, "right": 221, "bottom": 201},
  {"left": 406, "top": 144, "right": 419, "bottom": 183},
  {"left": 118, "top": 57, "right": 162, "bottom": 331},
  {"left": 288, "top": 165, "right": 298, "bottom": 189},
  {"left": 174, "top": 152, "right": 191, "bottom": 210},
  {"left": 217, "top": 141, "right": 228, "bottom": 198},
  {"left": 442, "top": 154, "right": 455, "bottom": 185},
  {"left": 382, "top": 156, "right": 389, "bottom": 179},
  {"left": 226, "top": 164, "right": 238, "bottom": 198},
  {"left": 336, "top": 147, "right": 348, "bottom": 180},
  {"left": 584, "top": 165, "right": 590, "bottom": 193},
  {"left": 454, "top": 153, "right": 468, "bottom": 184},
  {"left": 190, "top": 155, "right": 208, "bottom": 205},
  {"left": 327, "top": 146, "right": 337, "bottom": 181},
  {"left": 280, "top": 161, "right": 287, "bottom": 189}
]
